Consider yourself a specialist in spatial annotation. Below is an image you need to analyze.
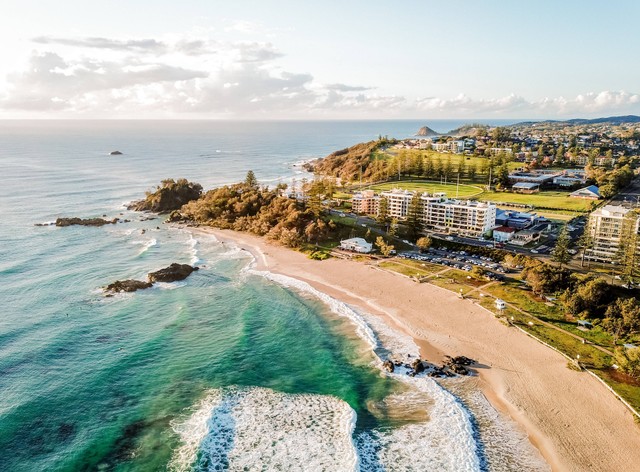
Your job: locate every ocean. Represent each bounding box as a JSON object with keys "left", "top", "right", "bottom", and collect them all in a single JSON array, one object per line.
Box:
[{"left": 0, "top": 120, "right": 547, "bottom": 471}]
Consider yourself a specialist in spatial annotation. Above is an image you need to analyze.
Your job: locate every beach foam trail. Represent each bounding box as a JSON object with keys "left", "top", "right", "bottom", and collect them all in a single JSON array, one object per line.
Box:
[
  {"left": 251, "top": 270, "right": 378, "bottom": 350},
  {"left": 169, "top": 387, "right": 358, "bottom": 472}
]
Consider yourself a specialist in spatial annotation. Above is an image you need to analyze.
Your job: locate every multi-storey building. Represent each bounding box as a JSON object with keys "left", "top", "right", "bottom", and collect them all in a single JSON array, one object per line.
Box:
[
  {"left": 585, "top": 205, "right": 640, "bottom": 262},
  {"left": 420, "top": 196, "right": 496, "bottom": 238},
  {"left": 351, "top": 190, "right": 379, "bottom": 215},
  {"left": 380, "top": 189, "right": 414, "bottom": 219},
  {"left": 351, "top": 188, "right": 496, "bottom": 238}
]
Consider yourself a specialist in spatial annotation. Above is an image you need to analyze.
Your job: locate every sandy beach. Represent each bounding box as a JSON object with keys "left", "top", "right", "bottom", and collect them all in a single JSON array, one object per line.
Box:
[{"left": 204, "top": 228, "right": 640, "bottom": 472}]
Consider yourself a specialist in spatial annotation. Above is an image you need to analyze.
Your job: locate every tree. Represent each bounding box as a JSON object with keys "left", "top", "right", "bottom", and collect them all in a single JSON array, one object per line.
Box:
[
  {"left": 603, "top": 298, "right": 640, "bottom": 345},
  {"left": 414, "top": 153, "right": 424, "bottom": 176},
  {"left": 492, "top": 126, "right": 510, "bottom": 144},
  {"left": 443, "top": 157, "right": 454, "bottom": 180},
  {"left": 552, "top": 224, "right": 572, "bottom": 268},
  {"left": 614, "top": 346, "right": 640, "bottom": 378},
  {"left": 388, "top": 217, "right": 399, "bottom": 238},
  {"left": 577, "top": 227, "right": 593, "bottom": 268},
  {"left": 468, "top": 160, "right": 478, "bottom": 181},
  {"left": 377, "top": 196, "right": 389, "bottom": 225},
  {"left": 555, "top": 145, "right": 565, "bottom": 163},
  {"left": 245, "top": 170, "right": 258, "bottom": 188},
  {"left": 496, "top": 163, "right": 510, "bottom": 188},
  {"left": 423, "top": 157, "right": 434, "bottom": 178},
  {"left": 375, "top": 236, "right": 395, "bottom": 257},
  {"left": 416, "top": 236, "right": 432, "bottom": 253},
  {"left": 406, "top": 192, "right": 423, "bottom": 238}
]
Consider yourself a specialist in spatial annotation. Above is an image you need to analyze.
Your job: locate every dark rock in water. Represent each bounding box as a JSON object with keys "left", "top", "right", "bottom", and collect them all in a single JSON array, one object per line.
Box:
[
  {"left": 34, "top": 222, "right": 55, "bottom": 226},
  {"left": 147, "top": 263, "right": 198, "bottom": 283},
  {"left": 56, "top": 217, "right": 118, "bottom": 227},
  {"left": 104, "top": 279, "right": 153, "bottom": 293},
  {"left": 382, "top": 360, "right": 395, "bottom": 373},
  {"left": 109, "top": 150, "right": 123, "bottom": 155},
  {"left": 411, "top": 358, "right": 425, "bottom": 374}
]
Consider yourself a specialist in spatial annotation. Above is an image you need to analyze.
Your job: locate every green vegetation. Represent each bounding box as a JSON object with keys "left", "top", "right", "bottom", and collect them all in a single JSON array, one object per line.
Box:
[
  {"left": 477, "top": 190, "right": 593, "bottom": 212},
  {"left": 131, "top": 178, "right": 203, "bottom": 213}
]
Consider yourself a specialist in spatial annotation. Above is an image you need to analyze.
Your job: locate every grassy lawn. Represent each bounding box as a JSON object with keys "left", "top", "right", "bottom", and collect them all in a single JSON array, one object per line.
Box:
[
  {"left": 367, "top": 180, "right": 483, "bottom": 198},
  {"left": 378, "top": 260, "right": 442, "bottom": 278},
  {"left": 380, "top": 259, "right": 445, "bottom": 274},
  {"left": 477, "top": 190, "right": 593, "bottom": 212}
]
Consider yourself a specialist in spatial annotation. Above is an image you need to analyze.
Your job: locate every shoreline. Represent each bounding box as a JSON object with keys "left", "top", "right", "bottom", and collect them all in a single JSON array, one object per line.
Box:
[{"left": 198, "top": 227, "right": 640, "bottom": 472}]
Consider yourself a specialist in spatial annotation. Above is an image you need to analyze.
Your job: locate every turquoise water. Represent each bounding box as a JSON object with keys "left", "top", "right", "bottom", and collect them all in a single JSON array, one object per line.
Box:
[{"left": 0, "top": 120, "right": 545, "bottom": 471}]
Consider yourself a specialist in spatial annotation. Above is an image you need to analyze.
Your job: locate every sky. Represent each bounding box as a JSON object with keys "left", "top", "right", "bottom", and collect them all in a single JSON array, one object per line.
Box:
[{"left": 0, "top": 0, "right": 639, "bottom": 119}]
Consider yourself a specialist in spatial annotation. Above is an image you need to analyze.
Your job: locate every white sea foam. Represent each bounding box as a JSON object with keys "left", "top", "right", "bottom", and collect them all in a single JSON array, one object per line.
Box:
[
  {"left": 132, "top": 238, "right": 157, "bottom": 255},
  {"left": 248, "top": 269, "right": 481, "bottom": 471},
  {"left": 169, "top": 387, "right": 358, "bottom": 472}
]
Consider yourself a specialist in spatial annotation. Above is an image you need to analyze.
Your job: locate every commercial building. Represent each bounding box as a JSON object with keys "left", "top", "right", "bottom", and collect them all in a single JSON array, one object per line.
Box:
[
  {"left": 339, "top": 238, "right": 373, "bottom": 253},
  {"left": 570, "top": 185, "right": 600, "bottom": 200},
  {"left": 585, "top": 205, "right": 640, "bottom": 262},
  {"left": 493, "top": 226, "right": 516, "bottom": 242},
  {"left": 512, "top": 182, "right": 540, "bottom": 193}
]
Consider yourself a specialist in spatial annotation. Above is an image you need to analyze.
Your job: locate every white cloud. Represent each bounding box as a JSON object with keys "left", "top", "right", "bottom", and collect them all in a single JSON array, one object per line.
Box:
[{"left": 1, "top": 34, "right": 639, "bottom": 119}]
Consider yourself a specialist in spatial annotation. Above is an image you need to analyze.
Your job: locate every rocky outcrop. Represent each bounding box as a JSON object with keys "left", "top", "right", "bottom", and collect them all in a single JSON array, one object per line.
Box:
[
  {"left": 416, "top": 126, "right": 440, "bottom": 137},
  {"left": 104, "top": 279, "right": 153, "bottom": 293},
  {"left": 382, "top": 360, "right": 395, "bottom": 373},
  {"left": 109, "top": 150, "right": 123, "bottom": 155},
  {"left": 55, "top": 217, "right": 118, "bottom": 227},
  {"left": 128, "top": 178, "right": 202, "bottom": 213},
  {"left": 411, "top": 358, "right": 426, "bottom": 374},
  {"left": 147, "top": 263, "right": 198, "bottom": 283}
]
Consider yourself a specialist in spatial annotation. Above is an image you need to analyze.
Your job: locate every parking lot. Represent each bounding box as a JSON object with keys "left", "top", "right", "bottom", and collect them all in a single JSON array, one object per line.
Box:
[{"left": 398, "top": 247, "right": 514, "bottom": 281}]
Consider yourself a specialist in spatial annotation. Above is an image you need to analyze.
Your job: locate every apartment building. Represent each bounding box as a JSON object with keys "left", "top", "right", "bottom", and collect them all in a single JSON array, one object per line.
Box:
[
  {"left": 351, "top": 188, "right": 497, "bottom": 238},
  {"left": 351, "top": 190, "right": 379, "bottom": 215},
  {"left": 420, "top": 197, "right": 496, "bottom": 238},
  {"left": 585, "top": 205, "right": 640, "bottom": 261},
  {"left": 380, "top": 189, "right": 414, "bottom": 219}
]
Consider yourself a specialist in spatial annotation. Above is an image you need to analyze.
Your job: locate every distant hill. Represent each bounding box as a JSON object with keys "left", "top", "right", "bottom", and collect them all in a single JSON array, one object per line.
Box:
[
  {"left": 510, "top": 115, "right": 640, "bottom": 127},
  {"left": 415, "top": 126, "right": 440, "bottom": 137},
  {"left": 446, "top": 123, "right": 490, "bottom": 137}
]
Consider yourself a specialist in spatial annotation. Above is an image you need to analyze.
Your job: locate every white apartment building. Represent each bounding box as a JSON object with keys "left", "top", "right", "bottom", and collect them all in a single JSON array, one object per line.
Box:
[
  {"left": 353, "top": 188, "right": 496, "bottom": 238},
  {"left": 420, "top": 197, "right": 496, "bottom": 238},
  {"left": 380, "top": 189, "right": 414, "bottom": 219},
  {"left": 585, "top": 205, "right": 640, "bottom": 262}
]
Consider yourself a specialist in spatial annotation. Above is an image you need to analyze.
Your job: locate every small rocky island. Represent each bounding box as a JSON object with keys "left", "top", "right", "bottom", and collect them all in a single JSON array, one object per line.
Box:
[
  {"left": 415, "top": 126, "right": 440, "bottom": 137},
  {"left": 55, "top": 217, "right": 119, "bottom": 227},
  {"left": 109, "top": 150, "right": 123, "bottom": 155},
  {"left": 104, "top": 263, "right": 199, "bottom": 294}
]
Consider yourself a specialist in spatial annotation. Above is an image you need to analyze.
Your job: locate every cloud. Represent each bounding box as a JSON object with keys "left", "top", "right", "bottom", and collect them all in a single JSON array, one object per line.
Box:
[
  {"left": 325, "top": 83, "right": 374, "bottom": 92},
  {"left": 1, "top": 52, "right": 208, "bottom": 110},
  {"left": 2, "top": 34, "right": 640, "bottom": 118},
  {"left": 32, "top": 36, "right": 168, "bottom": 53}
]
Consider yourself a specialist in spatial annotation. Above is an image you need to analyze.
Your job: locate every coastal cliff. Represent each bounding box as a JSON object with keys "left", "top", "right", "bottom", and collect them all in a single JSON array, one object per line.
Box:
[{"left": 128, "top": 178, "right": 202, "bottom": 213}]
